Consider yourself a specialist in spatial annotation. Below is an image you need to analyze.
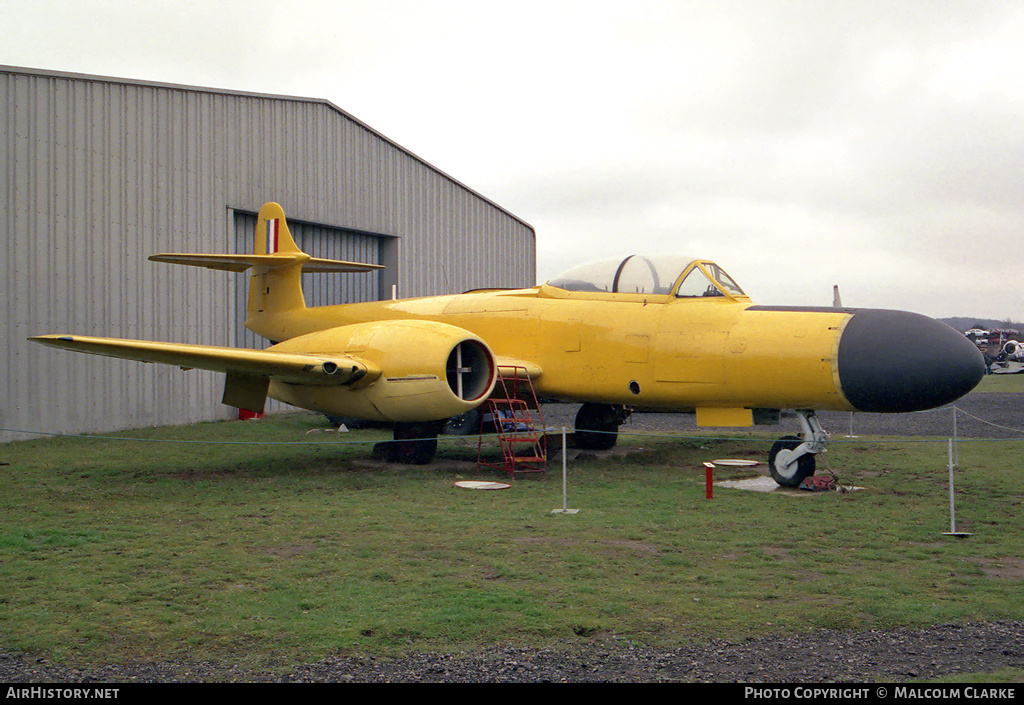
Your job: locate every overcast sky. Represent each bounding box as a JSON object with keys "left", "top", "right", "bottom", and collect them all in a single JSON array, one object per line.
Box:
[{"left": 3, "top": 0, "right": 1022, "bottom": 322}]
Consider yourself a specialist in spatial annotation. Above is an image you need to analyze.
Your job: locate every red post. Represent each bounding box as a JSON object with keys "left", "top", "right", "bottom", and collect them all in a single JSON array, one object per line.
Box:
[{"left": 704, "top": 462, "right": 715, "bottom": 499}]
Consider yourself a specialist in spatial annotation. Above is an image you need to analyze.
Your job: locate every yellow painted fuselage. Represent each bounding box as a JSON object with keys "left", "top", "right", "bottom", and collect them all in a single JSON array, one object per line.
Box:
[{"left": 251, "top": 283, "right": 854, "bottom": 424}]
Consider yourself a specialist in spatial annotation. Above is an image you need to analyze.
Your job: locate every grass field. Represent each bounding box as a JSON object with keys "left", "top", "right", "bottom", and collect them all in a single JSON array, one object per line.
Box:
[
  {"left": 1, "top": 395, "right": 1022, "bottom": 674},
  {"left": 974, "top": 372, "right": 1024, "bottom": 394}
]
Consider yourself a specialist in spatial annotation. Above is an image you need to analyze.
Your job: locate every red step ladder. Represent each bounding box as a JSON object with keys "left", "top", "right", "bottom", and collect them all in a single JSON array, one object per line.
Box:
[{"left": 477, "top": 367, "right": 547, "bottom": 476}]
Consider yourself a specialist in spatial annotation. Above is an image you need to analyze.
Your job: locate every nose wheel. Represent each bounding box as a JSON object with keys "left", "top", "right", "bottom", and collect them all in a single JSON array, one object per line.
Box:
[
  {"left": 767, "top": 410, "right": 827, "bottom": 487},
  {"left": 574, "top": 403, "right": 631, "bottom": 450}
]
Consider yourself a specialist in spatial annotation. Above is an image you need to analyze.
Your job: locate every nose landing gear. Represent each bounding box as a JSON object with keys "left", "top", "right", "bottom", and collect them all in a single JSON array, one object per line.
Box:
[
  {"left": 768, "top": 410, "right": 828, "bottom": 487},
  {"left": 574, "top": 403, "right": 632, "bottom": 450}
]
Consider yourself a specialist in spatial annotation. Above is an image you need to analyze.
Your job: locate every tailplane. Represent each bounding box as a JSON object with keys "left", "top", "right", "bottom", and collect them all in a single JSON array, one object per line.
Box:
[{"left": 149, "top": 201, "right": 383, "bottom": 328}]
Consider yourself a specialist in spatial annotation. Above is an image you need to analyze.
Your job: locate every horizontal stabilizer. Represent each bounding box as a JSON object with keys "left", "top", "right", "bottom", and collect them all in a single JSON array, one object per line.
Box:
[
  {"left": 149, "top": 252, "right": 383, "bottom": 274},
  {"left": 29, "top": 334, "right": 377, "bottom": 387}
]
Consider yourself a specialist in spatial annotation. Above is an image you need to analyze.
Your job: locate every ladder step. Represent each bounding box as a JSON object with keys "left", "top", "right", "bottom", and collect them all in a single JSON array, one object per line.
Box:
[{"left": 476, "top": 366, "right": 547, "bottom": 477}]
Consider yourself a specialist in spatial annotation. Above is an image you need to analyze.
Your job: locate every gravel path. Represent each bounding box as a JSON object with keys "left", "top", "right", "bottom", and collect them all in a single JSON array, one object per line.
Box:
[
  {"left": 3, "top": 390, "right": 1021, "bottom": 684},
  {"left": 3, "top": 621, "right": 1023, "bottom": 683}
]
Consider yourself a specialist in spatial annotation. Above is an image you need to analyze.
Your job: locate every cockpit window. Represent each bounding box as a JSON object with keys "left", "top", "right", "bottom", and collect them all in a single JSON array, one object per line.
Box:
[
  {"left": 675, "top": 262, "right": 746, "bottom": 298},
  {"left": 676, "top": 266, "right": 722, "bottom": 298},
  {"left": 548, "top": 255, "right": 745, "bottom": 298},
  {"left": 613, "top": 256, "right": 667, "bottom": 294},
  {"left": 704, "top": 262, "right": 745, "bottom": 296},
  {"left": 549, "top": 255, "right": 694, "bottom": 294},
  {"left": 547, "top": 259, "right": 622, "bottom": 293}
]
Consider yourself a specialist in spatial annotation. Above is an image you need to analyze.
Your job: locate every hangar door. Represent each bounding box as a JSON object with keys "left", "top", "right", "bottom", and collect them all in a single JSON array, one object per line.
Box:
[{"left": 231, "top": 210, "right": 388, "bottom": 349}]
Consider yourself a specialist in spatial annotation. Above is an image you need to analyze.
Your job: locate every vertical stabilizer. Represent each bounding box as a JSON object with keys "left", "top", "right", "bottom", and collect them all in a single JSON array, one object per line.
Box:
[
  {"left": 248, "top": 202, "right": 310, "bottom": 319},
  {"left": 148, "top": 201, "right": 384, "bottom": 343}
]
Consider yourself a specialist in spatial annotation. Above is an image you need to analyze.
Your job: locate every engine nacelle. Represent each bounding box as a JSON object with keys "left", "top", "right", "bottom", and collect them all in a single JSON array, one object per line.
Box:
[
  {"left": 265, "top": 319, "right": 497, "bottom": 422},
  {"left": 1003, "top": 340, "right": 1023, "bottom": 360}
]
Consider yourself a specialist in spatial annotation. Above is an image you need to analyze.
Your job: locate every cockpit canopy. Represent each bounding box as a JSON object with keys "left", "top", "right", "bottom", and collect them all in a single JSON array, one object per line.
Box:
[{"left": 547, "top": 255, "right": 745, "bottom": 298}]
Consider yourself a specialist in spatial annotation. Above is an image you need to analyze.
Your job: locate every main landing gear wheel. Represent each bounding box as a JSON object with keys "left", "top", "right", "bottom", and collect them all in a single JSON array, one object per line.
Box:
[
  {"left": 386, "top": 422, "right": 440, "bottom": 465},
  {"left": 574, "top": 403, "right": 630, "bottom": 451},
  {"left": 445, "top": 409, "right": 482, "bottom": 436},
  {"left": 768, "top": 435, "right": 816, "bottom": 488}
]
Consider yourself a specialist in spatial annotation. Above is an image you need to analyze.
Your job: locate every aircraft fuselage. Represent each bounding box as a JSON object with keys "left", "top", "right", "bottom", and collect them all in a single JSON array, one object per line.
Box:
[{"left": 252, "top": 283, "right": 983, "bottom": 426}]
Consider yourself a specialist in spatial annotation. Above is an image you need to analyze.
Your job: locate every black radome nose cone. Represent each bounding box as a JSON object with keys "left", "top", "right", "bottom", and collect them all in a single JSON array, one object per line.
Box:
[{"left": 837, "top": 310, "right": 985, "bottom": 413}]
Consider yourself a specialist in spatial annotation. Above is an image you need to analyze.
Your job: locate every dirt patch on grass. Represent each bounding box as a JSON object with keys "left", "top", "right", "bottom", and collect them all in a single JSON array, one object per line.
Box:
[
  {"left": 514, "top": 536, "right": 662, "bottom": 556},
  {"left": 761, "top": 546, "right": 795, "bottom": 561},
  {"left": 261, "top": 544, "right": 318, "bottom": 558},
  {"left": 970, "top": 557, "right": 1024, "bottom": 580}
]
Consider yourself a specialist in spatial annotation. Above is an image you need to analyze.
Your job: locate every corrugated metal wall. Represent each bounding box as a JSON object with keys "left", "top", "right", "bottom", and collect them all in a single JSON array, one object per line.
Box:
[{"left": 2, "top": 66, "right": 536, "bottom": 441}]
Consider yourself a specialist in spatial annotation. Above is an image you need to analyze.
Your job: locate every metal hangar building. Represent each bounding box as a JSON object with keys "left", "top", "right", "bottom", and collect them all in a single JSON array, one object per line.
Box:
[{"left": 2, "top": 65, "right": 537, "bottom": 442}]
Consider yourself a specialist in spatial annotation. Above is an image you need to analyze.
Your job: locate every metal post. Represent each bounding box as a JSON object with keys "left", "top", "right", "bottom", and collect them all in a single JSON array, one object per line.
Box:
[
  {"left": 947, "top": 438, "right": 956, "bottom": 532},
  {"left": 952, "top": 406, "right": 959, "bottom": 466},
  {"left": 943, "top": 437, "right": 971, "bottom": 537},
  {"left": 551, "top": 427, "right": 578, "bottom": 514}
]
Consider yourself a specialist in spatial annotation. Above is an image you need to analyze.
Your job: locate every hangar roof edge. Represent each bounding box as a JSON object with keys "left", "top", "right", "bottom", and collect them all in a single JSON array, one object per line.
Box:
[{"left": 0, "top": 64, "right": 535, "bottom": 234}]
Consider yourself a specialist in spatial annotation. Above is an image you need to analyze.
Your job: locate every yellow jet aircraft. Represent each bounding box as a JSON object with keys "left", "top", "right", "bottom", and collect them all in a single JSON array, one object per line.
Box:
[{"left": 32, "top": 202, "right": 985, "bottom": 486}]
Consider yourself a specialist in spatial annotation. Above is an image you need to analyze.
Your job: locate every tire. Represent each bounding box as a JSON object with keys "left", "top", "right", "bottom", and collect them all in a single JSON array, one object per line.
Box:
[
  {"left": 387, "top": 422, "right": 439, "bottom": 465},
  {"left": 574, "top": 403, "right": 621, "bottom": 451},
  {"left": 445, "top": 409, "right": 482, "bottom": 436},
  {"left": 768, "top": 435, "right": 816, "bottom": 487}
]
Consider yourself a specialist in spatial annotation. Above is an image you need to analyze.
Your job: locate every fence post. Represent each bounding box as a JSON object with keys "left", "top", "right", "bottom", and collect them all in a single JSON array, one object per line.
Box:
[{"left": 943, "top": 436, "right": 971, "bottom": 537}]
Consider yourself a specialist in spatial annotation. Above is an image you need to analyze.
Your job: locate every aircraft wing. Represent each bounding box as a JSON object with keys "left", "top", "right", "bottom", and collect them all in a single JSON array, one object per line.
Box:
[{"left": 29, "top": 334, "right": 376, "bottom": 386}]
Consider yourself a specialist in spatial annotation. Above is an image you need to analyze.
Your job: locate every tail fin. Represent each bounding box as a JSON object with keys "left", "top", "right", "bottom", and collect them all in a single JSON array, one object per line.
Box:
[
  {"left": 149, "top": 202, "right": 384, "bottom": 334},
  {"left": 256, "top": 202, "right": 302, "bottom": 257},
  {"left": 249, "top": 202, "right": 308, "bottom": 317}
]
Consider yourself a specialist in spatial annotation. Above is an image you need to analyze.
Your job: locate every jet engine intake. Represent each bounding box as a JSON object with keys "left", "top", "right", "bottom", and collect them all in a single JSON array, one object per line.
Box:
[
  {"left": 266, "top": 319, "right": 498, "bottom": 422},
  {"left": 446, "top": 339, "right": 494, "bottom": 402}
]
